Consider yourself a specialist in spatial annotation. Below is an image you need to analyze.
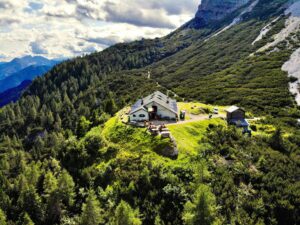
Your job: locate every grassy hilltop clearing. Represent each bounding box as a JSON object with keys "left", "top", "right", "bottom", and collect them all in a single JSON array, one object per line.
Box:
[{"left": 66, "top": 103, "right": 299, "bottom": 224}]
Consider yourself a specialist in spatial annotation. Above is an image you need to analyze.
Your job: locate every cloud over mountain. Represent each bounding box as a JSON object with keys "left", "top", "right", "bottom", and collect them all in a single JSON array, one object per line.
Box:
[
  {"left": 30, "top": 42, "right": 49, "bottom": 55},
  {"left": 0, "top": 0, "right": 198, "bottom": 61}
]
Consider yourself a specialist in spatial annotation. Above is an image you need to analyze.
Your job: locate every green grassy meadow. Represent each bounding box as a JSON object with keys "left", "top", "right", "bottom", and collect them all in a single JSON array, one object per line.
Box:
[{"left": 167, "top": 118, "right": 226, "bottom": 156}]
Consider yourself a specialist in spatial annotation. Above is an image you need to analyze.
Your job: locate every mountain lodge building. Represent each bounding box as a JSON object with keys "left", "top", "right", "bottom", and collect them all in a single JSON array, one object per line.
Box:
[{"left": 129, "top": 91, "right": 178, "bottom": 122}]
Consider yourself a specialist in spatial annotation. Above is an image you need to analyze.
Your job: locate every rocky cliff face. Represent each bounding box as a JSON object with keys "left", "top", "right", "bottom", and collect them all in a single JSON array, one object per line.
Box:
[{"left": 188, "top": 0, "right": 251, "bottom": 28}]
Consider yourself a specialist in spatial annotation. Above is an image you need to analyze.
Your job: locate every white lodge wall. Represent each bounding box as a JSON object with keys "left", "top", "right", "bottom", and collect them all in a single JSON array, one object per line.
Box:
[
  {"left": 145, "top": 102, "right": 177, "bottom": 119},
  {"left": 129, "top": 91, "right": 179, "bottom": 122},
  {"left": 130, "top": 108, "right": 149, "bottom": 121}
]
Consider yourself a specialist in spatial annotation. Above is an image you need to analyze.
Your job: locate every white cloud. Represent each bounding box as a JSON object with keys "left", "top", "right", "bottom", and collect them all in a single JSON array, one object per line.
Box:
[{"left": 0, "top": 0, "right": 199, "bottom": 61}]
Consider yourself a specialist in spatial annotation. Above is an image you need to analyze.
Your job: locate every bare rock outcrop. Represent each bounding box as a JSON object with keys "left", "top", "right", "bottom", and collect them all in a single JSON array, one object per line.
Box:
[{"left": 187, "top": 0, "right": 251, "bottom": 29}]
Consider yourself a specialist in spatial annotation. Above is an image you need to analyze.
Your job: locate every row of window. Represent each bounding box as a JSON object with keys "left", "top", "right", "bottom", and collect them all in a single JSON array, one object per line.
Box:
[{"left": 132, "top": 114, "right": 146, "bottom": 118}]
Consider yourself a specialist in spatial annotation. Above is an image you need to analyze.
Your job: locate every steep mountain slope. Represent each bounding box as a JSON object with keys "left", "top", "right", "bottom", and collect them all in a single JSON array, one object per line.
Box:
[
  {"left": 23, "top": 0, "right": 295, "bottom": 120},
  {"left": 123, "top": 0, "right": 296, "bottom": 113},
  {"left": 0, "top": 0, "right": 299, "bottom": 225},
  {"left": 188, "top": 0, "right": 251, "bottom": 28},
  {"left": 282, "top": 1, "right": 300, "bottom": 105}
]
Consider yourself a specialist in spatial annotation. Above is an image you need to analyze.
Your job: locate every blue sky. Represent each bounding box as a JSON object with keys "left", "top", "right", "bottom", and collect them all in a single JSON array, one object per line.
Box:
[{"left": 0, "top": 0, "right": 199, "bottom": 61}]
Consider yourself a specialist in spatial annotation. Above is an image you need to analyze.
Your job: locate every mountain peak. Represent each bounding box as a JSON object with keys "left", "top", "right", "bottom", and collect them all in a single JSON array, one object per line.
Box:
[
  {"left": 188, "top": 0, "right": 251, "bottom": 29},
  {"left": 0, "top": 55, "right": 59, "bottom": 80},
  {"left": 11, "top": 55, "right": 52, "bottom": 66}
]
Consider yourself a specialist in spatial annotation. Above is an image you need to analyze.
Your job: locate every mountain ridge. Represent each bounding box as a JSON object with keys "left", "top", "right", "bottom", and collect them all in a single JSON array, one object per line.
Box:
[
  {"left": 196, "top": 0, "right": 250, "bottom": 24},
  {"left": 0, "top": 55, "right": 59, "bottom": 80},
  {"left": 0, "top": 55, "right": 60, "bottom": 106},
  {"left": 0, "top": 80, "right": 31, "bottom": 107},
  {"left": 0, "top": 65, "right": 52, "bottom": 93}
]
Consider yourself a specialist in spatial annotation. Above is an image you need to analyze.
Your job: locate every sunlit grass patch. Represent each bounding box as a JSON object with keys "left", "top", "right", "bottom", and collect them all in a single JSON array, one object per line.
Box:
[
  {"left": 178, "top": 102, "right": 228, "bottom": 118},
  {"left": 167, "top": 118, "right": 226, "bottom": 156},
  {"left": 102, "top": 116, "right": 173, "bottom": 155}
]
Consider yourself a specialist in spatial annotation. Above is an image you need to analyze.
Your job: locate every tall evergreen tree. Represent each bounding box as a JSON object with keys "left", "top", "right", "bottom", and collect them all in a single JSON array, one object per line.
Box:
[
  {"left": 43, "top": 171, "right": 57, "bottom": 198},
  {"left": 183, "top": 184, "right": 217, "bottom": 225},
  {"left": 77, "top": 116, "right": 92, "bottom": 137},
  {"left": 104, "top": 95, "right": 117, "bottom": 116},
  {"left": 57, "top": 170, "right": 75, "bottom": 207},
  {"left": 0, "top": 208, "right": 6, "bottom": 225},
  {"left": 80, "top": 190, "right": 103, "bottom": 225},
  {"left": 112, "top": 200, "right": 141, "bottom": 225},
  {"left": 17, "top": 188, "right": 43, "bottom": 224},
  {"left": 21, "top": 213, "right": 34, "bottom": 225},
  {"left": 269, "top": 128, "right": 287, "bottom": 153}
]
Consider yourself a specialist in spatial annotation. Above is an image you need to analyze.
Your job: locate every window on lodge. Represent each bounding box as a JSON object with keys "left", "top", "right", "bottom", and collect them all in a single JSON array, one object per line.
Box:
[{"left": 139, "top": 114, "right": 146, "bottom": 118}]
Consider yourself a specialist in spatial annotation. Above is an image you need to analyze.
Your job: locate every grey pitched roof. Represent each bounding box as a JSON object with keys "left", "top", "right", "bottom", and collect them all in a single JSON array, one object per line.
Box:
[
  {"left": 226, "top": 106, "right": 245, "bottom": 113},
  {"left": 130, "top": 99, "right": 146, "bottom": 114},
  {"left": 130, "top": 91, "right": 178, "bottom": 114}
]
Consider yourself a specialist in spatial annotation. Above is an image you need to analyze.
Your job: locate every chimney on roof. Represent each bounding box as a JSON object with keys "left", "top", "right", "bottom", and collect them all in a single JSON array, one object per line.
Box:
[
  {"left": 141, "top": 99, "right": 144, "bottom": 105},
  {"left": 166, "top": 97, "right": 169, "bottom": 104}
]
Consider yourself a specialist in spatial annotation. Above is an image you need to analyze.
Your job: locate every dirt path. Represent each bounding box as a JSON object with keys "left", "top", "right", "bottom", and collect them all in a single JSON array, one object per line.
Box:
[
  {"left": 177, "top": 114, "right": 225, "bottom": 125},
  {"left": 150, "top": 114, "right": 224, "bottom": 126}
]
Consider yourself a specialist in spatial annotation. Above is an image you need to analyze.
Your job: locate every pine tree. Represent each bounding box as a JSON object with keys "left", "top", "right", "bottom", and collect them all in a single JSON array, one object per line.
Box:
[
  {"left": 80, "top": 190, "right": 103, "bottom": 225},
  {"left": 0, "top": 208, "right": 6, "bottom": 225},
  {"left": 112, "top": 200, "right": 142, "bottom": 225},
  {"left": 46, "top": 111, "right": 54, "bottom": 127},
  {"left": 43, "top": 171, "right": 58, "bottom": 198},
  {"left": 154, "top": 215, "right": 164, "bottom": 225},
  {"left": 17, "top": 188, "right": 43, "bottom": 224},
  {"left": 28, "top": 107, "right": 37, "bottom": 121},
  {"left": 54, "top": 114, "right": 62, "bottom": 131},
  {"left": 57, "top": 170, "right": 75, "bottom": 207},
  {"left": 269, "top": 128, "right": 287, "bottom": 153},
  {"left": 78, "top": 116, "right": 92, "bottom": 137},
  {"left": 183, "top": 184, "right": 216, "bottom": 225},
  {"left": 22, "top": 213, "right": 34, "bottom": 225},
  {"left": 104, "top": 96, "right": 117, "bottom": 116},
  {"left": 33, "top": 136, "right": 45, "bottom": 159}
]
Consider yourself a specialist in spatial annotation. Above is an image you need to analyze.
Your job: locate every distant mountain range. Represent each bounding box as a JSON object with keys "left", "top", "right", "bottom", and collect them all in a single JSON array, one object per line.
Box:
[
  {"left": 0, "top": 65, "right": 52, "bottom": 93},
  {"left": 0, "top": 55, "right": 59, "bottom": 80},
  {"left": 0, "top": 56, "right": 60, "bottom": 107},
  {"left": 0, "top": 80, "right": 31, "bottom": 107}
]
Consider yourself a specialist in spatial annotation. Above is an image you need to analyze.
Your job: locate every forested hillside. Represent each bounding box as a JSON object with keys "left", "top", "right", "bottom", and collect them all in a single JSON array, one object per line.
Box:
[{"left": 0, "top": 0, "right": 299, "bottom": 224}]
